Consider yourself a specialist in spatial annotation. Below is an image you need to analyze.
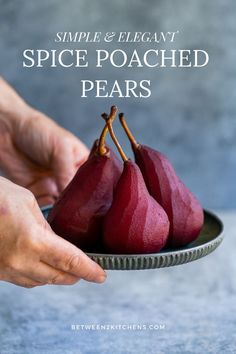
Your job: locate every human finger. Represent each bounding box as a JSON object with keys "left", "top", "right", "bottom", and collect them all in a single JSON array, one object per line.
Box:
[{"left": 39, "top": 229, "right": 106, "bottom": 283}]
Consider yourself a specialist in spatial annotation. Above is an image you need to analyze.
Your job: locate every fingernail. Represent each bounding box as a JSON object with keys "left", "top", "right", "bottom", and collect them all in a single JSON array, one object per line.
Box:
[{"left": 96, "top": 272, "right": 107, "bottom": 283}]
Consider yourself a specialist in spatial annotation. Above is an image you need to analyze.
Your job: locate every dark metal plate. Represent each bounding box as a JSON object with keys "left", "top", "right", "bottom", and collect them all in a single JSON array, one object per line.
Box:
[{"left": 41, "top": 206, "right": 223, "bottom": 270}]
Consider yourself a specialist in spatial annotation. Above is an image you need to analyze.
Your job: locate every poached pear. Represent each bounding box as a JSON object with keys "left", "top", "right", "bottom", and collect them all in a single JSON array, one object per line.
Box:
[
  {"left": 119, "top": 113, "right": 204, "bottom": 248},
  {"left": 103, "top": 114, "right": 170, "bottom": 254},
  {"left": 48, "top": 106, "right": 122, "bottom": 251}
]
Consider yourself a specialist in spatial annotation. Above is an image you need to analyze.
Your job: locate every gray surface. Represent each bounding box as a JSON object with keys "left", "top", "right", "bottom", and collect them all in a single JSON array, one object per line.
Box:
[
  {"left": 0, "top": 0, "right": 236, "bottom": 209},
  {"left": 0, "top": 211, "right": 235, "bottom": 354}
]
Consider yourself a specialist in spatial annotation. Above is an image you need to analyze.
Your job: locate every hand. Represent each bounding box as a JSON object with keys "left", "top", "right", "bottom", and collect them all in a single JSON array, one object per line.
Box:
[
  {"left": 0, "top": 77, "right": 89, "bottom": 206},
  {"left": 0, "top": 177, "right": 106, "bottom": 288}
]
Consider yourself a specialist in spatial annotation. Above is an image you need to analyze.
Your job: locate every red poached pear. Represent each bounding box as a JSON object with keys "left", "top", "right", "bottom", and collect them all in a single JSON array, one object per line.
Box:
[
  {"left": 103, "top": 115, "right": 170, "bottom": 254},
  {"left": 48, "top": 106, "right": 122, "bottom": 252},
  {"left": 119, "top": 113, "right": 204, "bottom": 248}
]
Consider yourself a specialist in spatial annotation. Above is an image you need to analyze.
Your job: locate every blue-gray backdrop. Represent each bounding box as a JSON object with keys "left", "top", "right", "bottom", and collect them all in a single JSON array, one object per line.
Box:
[{"left": 0, "top": 0, "right": 235, "bottom": 209}]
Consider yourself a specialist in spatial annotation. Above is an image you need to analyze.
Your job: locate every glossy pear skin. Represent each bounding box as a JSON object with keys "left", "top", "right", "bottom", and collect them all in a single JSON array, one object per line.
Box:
[
  {"left": 133, "top": 145, "right": 204, "bottom": 248},
  {"left": 48, "top": 145, "right": 122, "bottom": 252},
  {"left": 103, "top": 161, "right": 170, "bottom": 254}
]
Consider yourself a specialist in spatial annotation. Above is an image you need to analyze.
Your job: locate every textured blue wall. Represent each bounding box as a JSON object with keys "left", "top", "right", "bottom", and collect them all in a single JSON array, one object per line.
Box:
[{"left": 0, "top": 0, "right": 235, "bottom": 209}]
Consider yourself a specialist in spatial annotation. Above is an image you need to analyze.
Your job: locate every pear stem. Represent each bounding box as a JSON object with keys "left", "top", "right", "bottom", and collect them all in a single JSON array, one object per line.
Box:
[
  {"left": 101, "top": 111, "right": 128, "bottom": 162},
  {"left": 98, "top": 106, "right": 117, "bottom": 155},
  {"left": 119, "top": 113, "right": 139, "bottom": 149}
]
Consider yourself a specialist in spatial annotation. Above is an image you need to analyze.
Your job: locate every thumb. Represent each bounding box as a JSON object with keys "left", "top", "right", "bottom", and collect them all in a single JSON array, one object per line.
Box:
[{"left": 52, "top": 137, "right": 89, "bottom": 192}]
